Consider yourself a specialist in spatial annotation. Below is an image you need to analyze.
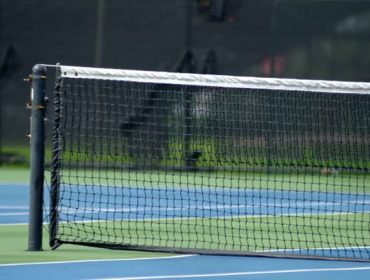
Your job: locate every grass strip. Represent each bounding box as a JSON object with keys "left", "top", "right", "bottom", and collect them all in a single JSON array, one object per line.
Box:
[
  {"left": 56, "top": 213, "right": 370, "bottom": 254},
  {"left": 0, "top": 225, "right": 168, "bottom": 264}
]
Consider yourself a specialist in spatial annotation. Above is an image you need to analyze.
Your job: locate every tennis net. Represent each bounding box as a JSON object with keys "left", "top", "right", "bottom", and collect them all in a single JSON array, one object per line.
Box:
[{"left": 48, "top": 65, "right": 370, "bottom": 261}]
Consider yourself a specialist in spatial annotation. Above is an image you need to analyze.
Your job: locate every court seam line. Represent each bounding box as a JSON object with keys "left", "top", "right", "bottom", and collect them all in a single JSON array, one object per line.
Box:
[
  {"left": 0, "top": 212, "right": 29, "bottom": 216},
  {"left": 0, "top": 222, "right": 28, "bottom": 226},
  {"left": 0, "top": 182, "right": 28, "bottom": 186},
  {"left": 260, "top": 245, "right": 370, "bottom": 252},
  {"left": 0, "top": 210, "right": 368, "bottom": 226},
  {"left": 55, "top": 210, "right": 370, "bottom": 222},
  {"left": 90, "top": 266, "right": 370, "bottom": 280},
  {"left": 0, "top": 254, "right": 195, "bottom": 267},
  {"left": 56, "top": 199, "right": 370, "bottom": 214},
  {"left": 0, "top": 205, "right": 29, "bottom": 209}
]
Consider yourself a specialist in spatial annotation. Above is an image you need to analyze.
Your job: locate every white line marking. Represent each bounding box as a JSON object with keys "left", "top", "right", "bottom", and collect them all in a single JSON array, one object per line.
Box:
[
  {"left": 57, "top": 199, "right": 370, "bottom": 215},
  {"left": 0, "top": 222, "right": 28, "bottom": 226},
  {"left": 0, "top": 183, "right": 28, "bottom": 186},
  {"left": 91, "top": 266, "right": 370, "bottom": 280},
  {"left": 0, "top": 254, "right": 194, "bottom": 267},
  {"left": 0, "top": 206, "right": 28, "bottom": 210},
  {"left": 259, "top": 246, "right": 370, "bottom": 253},
  {"left": 2, "top": 209, "right": 369, "bottom": 227},
  {"left": 0, "top": 212, "right": 28, "bottom": 216},
  {"left": 1, "top": 210, "right": 366, "bottom": 227}
]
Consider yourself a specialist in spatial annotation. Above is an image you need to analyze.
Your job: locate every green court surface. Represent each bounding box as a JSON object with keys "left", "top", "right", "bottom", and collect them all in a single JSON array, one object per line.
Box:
[
  {"left": 0, "top": 167, "right": 30, "bottom": 183},
  {"left": 55, "top": 213, "right": 370, "bottom": 253},
  {"left": 0, "top": 167, "right": 167, "bottom": 264},
  {"left": 0, "top": 225, "right": 167, "bottom": 264}
]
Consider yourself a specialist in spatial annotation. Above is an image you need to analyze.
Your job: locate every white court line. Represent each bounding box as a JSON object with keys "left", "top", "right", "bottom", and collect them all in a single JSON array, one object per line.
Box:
[
  {"left": 0, "top": 206, "right": 28, "bottom": 210},
  {"left": 57, "top": 199, "right": 370, "bottom": 215},
  {"left": 0, "top": 254, "right": 194, "bottom": 267},
  {"left": 0, "top": 212, "right": 28, "bottom": 216},
  {"left": 0, "top": 182, "right": 28, "bottom": 186},
  {"left": 1, "top": 210, "right": 368, "bottom": 227},
  {"left": 57, "top": 210, "right": 370, "bottom": 221},
  {"left": 259, "top": 246, "right": 370, "bottom": 253},
  {"left": 2, "top": 199, "right": 367, "bottom": 216},
  {"left": 1, "top": 199, "right": 368, "bottom": 217},
  {"left": 91, "top": 266, "right": 370, "bottom": 280},
  {"left": 0, "top": 222, "right": 30, "bottom": 226}
]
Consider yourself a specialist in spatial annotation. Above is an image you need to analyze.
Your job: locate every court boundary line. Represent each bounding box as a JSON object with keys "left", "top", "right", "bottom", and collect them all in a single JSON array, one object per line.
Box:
[
  {"left": 56, "top": 210, "right": 370, "bottom": 223},
  {"left": 0, "top": 254, "right": 194, "bottom": 267},
  {"left": 55, "top": 198, "right": 370, "bottom": 214},
  {"left": 92, "top": 266, "right": 370, "bottom": 280},
  {"left": 0, "top": 205, "right": 29, "bottom": 209},
  {"left": 0, "top": 182, "right": 28, "bottom": 186},
  {"left": 0, "top": 222, "right": 28, "bottom": 226},
  {"left": 1, "top": 210, "right": 369, "bottom": 226},
  {"left": 0, "top": 212, "right": 28, "bottom": 216},
  {"left": 260, "top": 246, "right": 370, "bottom": 253}
]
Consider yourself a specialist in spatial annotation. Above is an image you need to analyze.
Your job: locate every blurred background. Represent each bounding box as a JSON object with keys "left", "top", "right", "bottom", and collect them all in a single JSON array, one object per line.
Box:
[{"left": 1, "top": 0, "right": 370, "bottom": 166}]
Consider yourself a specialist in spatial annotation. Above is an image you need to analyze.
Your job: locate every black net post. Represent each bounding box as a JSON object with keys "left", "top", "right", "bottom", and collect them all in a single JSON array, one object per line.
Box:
[{"left": 28, "top": 64, "right": 47, "bottom": 251}]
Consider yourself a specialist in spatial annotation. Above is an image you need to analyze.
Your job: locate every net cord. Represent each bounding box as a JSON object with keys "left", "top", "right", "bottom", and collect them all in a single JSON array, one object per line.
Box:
[{"left": 57, "top": 65, "right": 370, "bottom": 94}]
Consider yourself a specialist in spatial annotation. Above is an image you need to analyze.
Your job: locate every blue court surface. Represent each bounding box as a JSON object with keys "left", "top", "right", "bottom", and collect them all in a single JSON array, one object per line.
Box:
[
  {"left": 1, "top": 255, "right": 370, "bottom": 280},
  {"left": 1, "top": 183, "right": 370, "bottom": 279},
  {"left": 3, "top": 183, "right": 369, "bottom": 224},
  {"left": 57, "top": 183, "right": 370, "bottom": 220}
]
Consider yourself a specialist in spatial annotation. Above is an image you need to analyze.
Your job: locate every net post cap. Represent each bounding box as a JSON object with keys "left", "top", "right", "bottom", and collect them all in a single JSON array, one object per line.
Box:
[{"left": 32, "top": 64, "right": 47, "bottom": 75}]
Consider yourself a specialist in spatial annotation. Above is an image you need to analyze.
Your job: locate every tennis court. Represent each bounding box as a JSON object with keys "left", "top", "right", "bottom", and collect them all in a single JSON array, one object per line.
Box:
[
  {"left": 0, "top": 63, "right": 369, "bottom": 280},
  {"left": 4, "top": 183, "right": 368, "bottom": 277},
  {"left": 6, "top": 183, "right": 368, "bottom": 280},
  {"left": 2, "top": 254, "right": 370, "bottom": 280},
  {"left": 3, "top": 180, "right": 370, "bottom": 225},
  {"left": 2, "top": 1, "right": 370, "bottom": 279}
]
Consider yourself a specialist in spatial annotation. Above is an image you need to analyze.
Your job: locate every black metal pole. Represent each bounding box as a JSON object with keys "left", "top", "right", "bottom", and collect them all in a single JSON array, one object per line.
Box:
[
  {"left": 0, "top": 75, "right": 3, "bottom": 167},
  {"left": 184, "top": 88, "right": 192, "bottom": 169},
  {"left": 95, "top": 0, "right": 105, "bottom": 67},
  {"left": 182, "top": 0, "right": 195, "bottom": 169},
  {"left": 185, "top": 0, "right": 192, "bottom": 51},
  {"left": 28, "top": 64, "right": 47, "bottom": 251},
  {"left": 181, "top": 52, "right": 196, "bottom": 170}
]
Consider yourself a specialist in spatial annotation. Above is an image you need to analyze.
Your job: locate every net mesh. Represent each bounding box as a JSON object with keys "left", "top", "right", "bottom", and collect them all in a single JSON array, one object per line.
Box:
[{"left": 49, "top": 66, "right": 370, "bottom": 260}]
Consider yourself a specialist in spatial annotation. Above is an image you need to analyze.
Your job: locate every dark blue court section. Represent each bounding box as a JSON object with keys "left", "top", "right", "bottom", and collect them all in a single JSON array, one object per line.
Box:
[
  {"left": 0, "top": 183, "right": 49, "bottom": 224},
  {"left": 282, "top": 247, "right": 370, "bottom": 260},
  {"left": 1, "top": 255, "right": 370, "bottom": 280},
  {"left": 2, "top": 183, "right": 369, "bottom": 225},
  {"left": 57, "top": 184, "right": 370, "bottom": 221},
  {"left": 0, "top": 184, "right": 30, "bottom": 224}
]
